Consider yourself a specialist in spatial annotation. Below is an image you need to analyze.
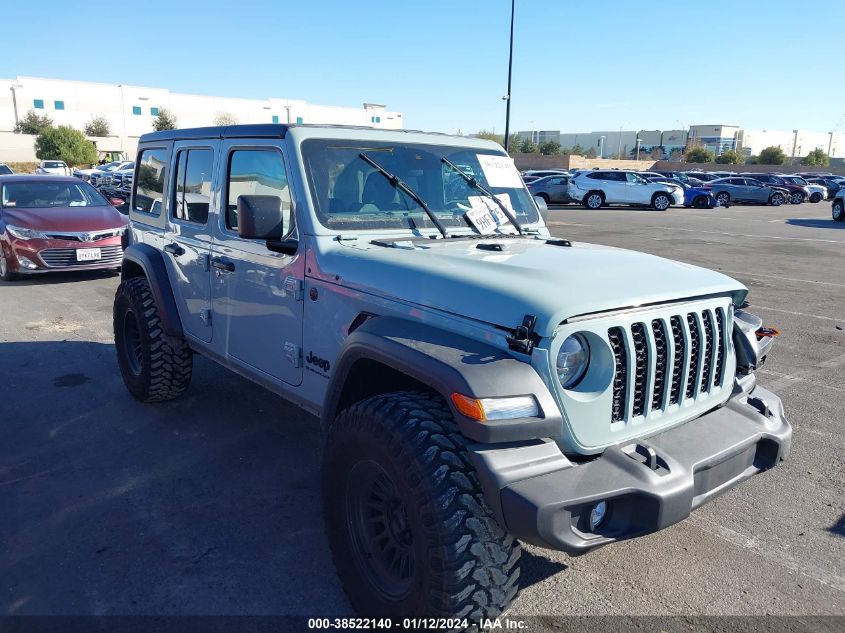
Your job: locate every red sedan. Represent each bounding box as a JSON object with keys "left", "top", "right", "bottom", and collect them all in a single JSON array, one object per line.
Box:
[{"left": 0, "top": 176, "right": 128, "bottom": 281}]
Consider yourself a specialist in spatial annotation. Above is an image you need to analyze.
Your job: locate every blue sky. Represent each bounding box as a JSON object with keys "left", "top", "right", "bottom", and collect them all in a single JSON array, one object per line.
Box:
[{"left": 2, "top": 0, "right": 841, "bottom": 135}]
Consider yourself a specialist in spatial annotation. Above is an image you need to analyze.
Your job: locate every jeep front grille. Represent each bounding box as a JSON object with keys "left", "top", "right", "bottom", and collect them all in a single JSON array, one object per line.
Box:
[{"left": 609, "top": 306, "right": 730, "bottom": 423}]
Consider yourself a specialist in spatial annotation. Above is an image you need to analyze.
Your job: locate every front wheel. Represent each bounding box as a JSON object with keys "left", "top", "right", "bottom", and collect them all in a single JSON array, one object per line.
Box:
[
  {"left": 113, "top": 277, "right": 193, "bottom": 402},
  {"left": 789, "top": 192, "right": 804, "bottom": 204},
  {"left": 692, "top": 196, "right": 709, "bottom": 209},
  {"left": 0, "top": 245, "right": 19, "bottom": 281},
  {"left": 322, "top": 391, "right": 521, "bottom": 620},
  {"left": 809, "top": 192, "right": 822, "bottom": 203},
  {"left": 833, "top": 199, "right": 845, "bottom": 222},
  {"left": 716, "top": 192, "right": 731, "bottom": 207},
  {"left": 652, "top": 193, "right": 672, "bottom": 210},
  {"left": 769, "top": 192, "right": 784, "bottom": 206}
]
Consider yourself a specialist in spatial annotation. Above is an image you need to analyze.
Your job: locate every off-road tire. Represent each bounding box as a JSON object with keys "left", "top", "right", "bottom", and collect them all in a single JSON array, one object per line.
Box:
[
  {"left": 583, "top": 191, "right": 604, "bottom": 209},
  {"left": 322, "top": 391, "right": 521, "bottom": 620},
  {"left": 833, "top": 199, "right": 845, "bottom": 222},
  {"left": 113, "top": 276, "right": 192, "bottom": 402},
  {"left": 652, "top": 192, "right": 672, "bottom": 210}
]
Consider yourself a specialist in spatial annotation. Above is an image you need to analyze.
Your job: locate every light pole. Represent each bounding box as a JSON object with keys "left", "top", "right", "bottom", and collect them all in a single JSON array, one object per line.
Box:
[
  {"left": 598, "top": 135, "right": 606, "bottom": 159},
  {"left": 503, "top": 0, "right": 515, "bottom": 152},
  {"left": 635, "top": 138, "right": 643, "bottom": 161}
]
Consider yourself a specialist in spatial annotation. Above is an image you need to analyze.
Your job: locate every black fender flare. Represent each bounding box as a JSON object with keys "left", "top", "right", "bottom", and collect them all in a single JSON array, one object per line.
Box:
[
  {"left": 121, "top": 243, "right": 183, "bottom": 338},
  {"left": 322, "top": 316, "right": 563, "bottom": 443}
]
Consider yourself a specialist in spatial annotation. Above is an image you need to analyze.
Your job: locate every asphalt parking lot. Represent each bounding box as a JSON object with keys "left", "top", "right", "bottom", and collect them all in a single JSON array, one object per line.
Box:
[{"left": 1, "top": 202, "right": 843, "bottom": 619}]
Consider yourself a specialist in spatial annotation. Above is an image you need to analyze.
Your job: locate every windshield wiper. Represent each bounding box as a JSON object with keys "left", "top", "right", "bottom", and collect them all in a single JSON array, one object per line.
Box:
[
  {"left": 441, "top": 157, "right": 525, "bottom": 235},
  {"left": 359, "top": 153, "right": 449, "bottom": 239}
]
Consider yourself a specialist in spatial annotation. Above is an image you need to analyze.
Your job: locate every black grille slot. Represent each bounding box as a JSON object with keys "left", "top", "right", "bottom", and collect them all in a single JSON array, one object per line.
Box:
[
  {"left": 714, "top": 308, "right": 726, "bottom": 387},
  {"left": 651, "top": 319, "right": 668, "bottom": 410},
  {"left": 39, "top": 246, "right": 123, "bottom": 268},
  {"left": 631, "top": 323, "right": 649, "bottom": 417},
  {"left": 608, "top": 327, "right": 628, "bottom": 423},
  {"left": 669, "top": 316, "right": 685, "bottom": 405},
  {"left": 701, "top": 310, "right": 715, "bottom": 393},
  {"left": 685, "top": 313, "right": 701, "bottom": 399}
]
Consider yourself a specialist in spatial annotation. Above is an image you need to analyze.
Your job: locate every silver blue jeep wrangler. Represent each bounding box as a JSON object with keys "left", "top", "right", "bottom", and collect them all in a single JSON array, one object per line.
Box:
[{"left": 113, "top": 124, "right": 791, "bottom": 621}]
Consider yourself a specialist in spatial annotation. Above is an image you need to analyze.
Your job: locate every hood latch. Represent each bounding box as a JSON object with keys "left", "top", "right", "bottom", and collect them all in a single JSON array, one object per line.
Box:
[{"left": 507, "top": 314, "right": 539, "bottom": 354}]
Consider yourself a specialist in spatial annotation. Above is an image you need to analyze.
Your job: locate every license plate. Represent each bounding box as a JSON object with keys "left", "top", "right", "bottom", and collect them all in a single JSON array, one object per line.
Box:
[{"left": 76, "top": 248, "right": 102, "bottom": 261}]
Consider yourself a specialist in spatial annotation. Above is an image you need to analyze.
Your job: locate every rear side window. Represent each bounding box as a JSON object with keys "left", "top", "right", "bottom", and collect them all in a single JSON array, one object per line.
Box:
[
  {"left": 134, "top": 148, "right": 168, "bottom": 214},
  {"left": 172, "top": 148, "right": 213, "bottom": 225},
  {"left": 225, "top": 150, "right": 290, "bottom": 231}
]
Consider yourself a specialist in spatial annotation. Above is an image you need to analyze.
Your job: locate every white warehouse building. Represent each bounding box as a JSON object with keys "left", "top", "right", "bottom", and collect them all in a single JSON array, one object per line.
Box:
[{"left": 0, "top": 76, "right": 403, "bottom": 161}]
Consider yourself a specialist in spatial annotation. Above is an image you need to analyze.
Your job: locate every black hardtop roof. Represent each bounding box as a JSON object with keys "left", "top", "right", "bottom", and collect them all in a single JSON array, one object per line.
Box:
[
  {"left": 139, "top": 123, "right": 460, "bottom": 144},
  {"left": 0, "top": 175, "right": 81, "bottom": 183}
]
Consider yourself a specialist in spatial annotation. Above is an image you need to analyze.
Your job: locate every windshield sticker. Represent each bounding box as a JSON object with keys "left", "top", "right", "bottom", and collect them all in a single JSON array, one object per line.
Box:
[
  {"left": 466, "top": 194, "right": 516, "bottom": 235},
  {"left": 476, "top": 154, "right": 522, "bottom": 188}
]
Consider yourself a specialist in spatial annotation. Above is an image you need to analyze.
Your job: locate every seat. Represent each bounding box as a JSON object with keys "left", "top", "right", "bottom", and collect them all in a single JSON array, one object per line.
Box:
[{"left": 362, "top": 172, "right": 401, "bottom": 211}]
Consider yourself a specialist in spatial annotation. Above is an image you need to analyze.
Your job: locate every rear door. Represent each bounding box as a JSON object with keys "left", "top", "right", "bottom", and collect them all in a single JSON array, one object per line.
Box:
[
  {"left": 162, "top": 141, "right": 218, "bottom": 343},
  {"left": 546, "top": 176, "right": 568, "bottom": 202},
  {"left": 210, "top": 141, "right": 304, "bottom": 387}
]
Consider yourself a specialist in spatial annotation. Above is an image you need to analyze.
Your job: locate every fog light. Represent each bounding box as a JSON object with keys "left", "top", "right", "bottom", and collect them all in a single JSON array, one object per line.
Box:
[
  {"left": 16, "top": 255, "right": 37, "bottom": 270},
  {"left": 589, "top": 501, "right": 608, "bottom": 530}
]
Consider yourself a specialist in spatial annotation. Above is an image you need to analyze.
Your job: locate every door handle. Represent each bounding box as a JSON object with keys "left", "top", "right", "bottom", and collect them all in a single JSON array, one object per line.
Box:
[
  {"left": 164, "top": 243, "right": 185, "bottom": 257},
  {"left": 211, "top": 257, "right": 235, "bottom": 272}
]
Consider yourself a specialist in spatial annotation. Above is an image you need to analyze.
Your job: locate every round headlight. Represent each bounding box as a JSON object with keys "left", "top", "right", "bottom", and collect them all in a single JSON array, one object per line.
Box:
[{"left": 556, "top": 333, "right": 590, "bottom": 388}]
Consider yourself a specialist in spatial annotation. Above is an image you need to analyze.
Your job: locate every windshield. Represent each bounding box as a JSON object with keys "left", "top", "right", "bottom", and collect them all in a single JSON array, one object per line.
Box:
[
  {"left": 1, "top": 181, "right": 109, "bottom": 208},
  {"left": 301, "top": 139, "right": 540, "bottom": 233},
  {"left": 43, "top": 161, "right": 66, "bottom": 168}
]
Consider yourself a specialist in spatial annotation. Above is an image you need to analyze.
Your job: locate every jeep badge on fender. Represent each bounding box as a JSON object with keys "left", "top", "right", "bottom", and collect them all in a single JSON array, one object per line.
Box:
[{"left": 114, "top": 123, "right": 792, "bottom": 623}]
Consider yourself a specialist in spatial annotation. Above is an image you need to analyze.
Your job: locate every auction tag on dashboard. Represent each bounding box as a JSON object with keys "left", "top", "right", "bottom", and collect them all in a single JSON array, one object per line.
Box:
[
  {"left": 476, "top": 154, "right": 522, "bottom": 188},
  {"left": 466, "top": 194, "right": 516, "bottom": 234}
]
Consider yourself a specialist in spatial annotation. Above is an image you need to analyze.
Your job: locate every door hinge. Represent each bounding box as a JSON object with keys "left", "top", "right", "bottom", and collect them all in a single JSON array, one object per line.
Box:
[
  {"left": 284, "top": 342, "right": 302, "bottom": 367},
  {"left": 200, "top": 309, "right": 212, "bottom": 326},
  {"left": 284, "top": 276, "right": 304, "bottom": 301}
]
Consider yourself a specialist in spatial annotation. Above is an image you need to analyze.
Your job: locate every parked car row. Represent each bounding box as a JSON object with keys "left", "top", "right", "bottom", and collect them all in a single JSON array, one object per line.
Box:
[{"left": 520, "top": 167, "right": 842, "bottom": 210}]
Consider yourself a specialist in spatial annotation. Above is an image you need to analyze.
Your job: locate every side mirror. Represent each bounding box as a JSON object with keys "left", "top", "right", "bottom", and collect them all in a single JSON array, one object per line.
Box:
[
  {"left": 533, "top": 195, "right": 548, "bottom": 224},
  {"left": 237, "top": 195, "right": 288, "bottom": 240}
]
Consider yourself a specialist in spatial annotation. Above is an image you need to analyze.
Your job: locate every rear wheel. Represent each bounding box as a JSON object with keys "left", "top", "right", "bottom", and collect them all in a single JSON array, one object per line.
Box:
[
  {"left": 833, "top": 199, "right": 845, "bottom": 222},
  {"left": 769, "top": 192, "right": 784, "bottom": 206},
  {"left": 584, "top": 192, "right": 604, "bottom": 209},
  {"left": 652, "top": 193, "right": 672, "bottom": 210},
  {"left": 809, "top": 192, "right": 822, "bottom": 203},
  {"left": 789, "top": 192, "right": 804, "bottom": 204},
  {"left": 715, "top": 192, "right": 730, "bottom": 207},
  {"left": 692, "top": 196, "right": 709, "bottom": 209},
  {"left": 322, "top": 391, "right": 521, "bottom": 620},
  {"left": 537, "top": 193, "right": 550, "bottom": 205},
  {"left": 113, "top": 277, "right": 193, "bottom": 402}
]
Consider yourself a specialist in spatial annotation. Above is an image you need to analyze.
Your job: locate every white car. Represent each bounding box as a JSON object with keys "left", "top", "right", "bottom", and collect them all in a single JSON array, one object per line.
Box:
[
  {"left": 35, "top": 160, "right": 69, "bottom": 176},
  {"left": 568, "top": 169, "right": 684, "bottom": 210}
]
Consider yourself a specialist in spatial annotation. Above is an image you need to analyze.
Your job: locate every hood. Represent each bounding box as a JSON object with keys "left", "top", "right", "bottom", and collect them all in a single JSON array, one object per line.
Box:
[
  {"left": 1, "top": 205, "right": 128, "bottom": 232},
  {"left": 314, "top": 236, "right": 747, "bottom": 337}
]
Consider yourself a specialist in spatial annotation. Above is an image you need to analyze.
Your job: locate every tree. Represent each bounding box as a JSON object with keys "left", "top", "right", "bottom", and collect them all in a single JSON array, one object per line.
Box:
[
  {"left": 475, "top": 129, "right": 503, "bottom": 144},
  {"left": 518, "top": 138, "right": 538, "bottom": 153},
  {"left": 214, "top": 112, "right": 238, "bottom": 126},
  {"left": 14, "top": 110, "right": 53, "bottom": 135},
  {"left": 568, "top": 144, "right": 585, "bottom": 156},
  {"left": 685, "top": 147, "right": 715, "bottom": 163},
  {"left": 152, "top": 107, "right": 177, "bottom": 131},
  {"left": 34, "top": 125, "right": 97, "bottom": 166},
  {"left": 84, "top": 116, "right": 111, "bottom": 137},
  {"left": 757, "top": 145, "right": 787, "bottom": 165},
  {"left": 585, "top": 147, "right": 598, "bottom": 159},
  {"left": 745, "top": 155, "right": 759, "bottom": 165},
  {"left": 539, "top": 140, "right": 561, "bottom": 155},
  {"left": 669, "top": 148, "right": 684, "bottom": 162},
  {"left": 801, "top": 148, "right": 829, "bottom": 167},
  {"left": 715, "top": 149, "right": 744, "bottom": 164},
  {"left": 506, "top": 133, "right": 520, "bottom": 154},
  {"left": 649, "top": 146, "right": 665, "bottom": 160}
]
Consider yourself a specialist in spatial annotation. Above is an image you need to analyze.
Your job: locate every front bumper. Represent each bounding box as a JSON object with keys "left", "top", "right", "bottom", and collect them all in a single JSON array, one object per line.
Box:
[
  {"left": 5, "top": 235, "right": 124, "bottom": 274},
  {"left": 470, "top": 385, "right": 791, "bottom": 554}
]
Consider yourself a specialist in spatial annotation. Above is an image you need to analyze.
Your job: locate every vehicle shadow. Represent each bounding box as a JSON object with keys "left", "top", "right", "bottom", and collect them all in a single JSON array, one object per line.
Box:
[
  {"left": 0, "top": 339, "right": 349, "bottom": 616},
  {"left": 519, "top": 549, "right": 568, "bottom": 587},
  {"left": 0, "top": 269, "right": 120, "bottom": 287},
  {"left": 828, "top": 513, "right": 845, "bottom": 538},
  {"left": 786, "top": 218, "right": 845, "bottom": 229}
]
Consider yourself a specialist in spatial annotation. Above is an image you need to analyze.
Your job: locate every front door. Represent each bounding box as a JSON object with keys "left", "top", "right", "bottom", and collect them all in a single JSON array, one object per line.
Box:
[
  {"left": 163, "top": 141, "right": 218, "bottom": 343},
  {"left": 210, "top": 141, "right": 304, "bottom": 386}
]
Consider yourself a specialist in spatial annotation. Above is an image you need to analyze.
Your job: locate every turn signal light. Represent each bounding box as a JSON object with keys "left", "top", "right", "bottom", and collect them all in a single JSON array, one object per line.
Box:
[
  {"left": 756, "top": 326, "right": 781, "bottom": 339},
  {"left": 450, "top": 393, "right": 540, "bottom": 421}
]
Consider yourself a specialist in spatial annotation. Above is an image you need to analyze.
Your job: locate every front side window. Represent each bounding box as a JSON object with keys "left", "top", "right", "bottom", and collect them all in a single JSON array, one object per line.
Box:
[
  {"left": 134, "top": 148, "right": 168, "bottom": 214},
  {"left": 226, "top": 150, "right": 290, "bottom": 231},
  {"left": 2, "top": 181, "right": 108, "bottom": 208},
  {"left": 301, "top": 139, "right": 540, "bottom": 232},
  {"left": 172, "top": 149, "right": 213, "bottom": 225}
]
